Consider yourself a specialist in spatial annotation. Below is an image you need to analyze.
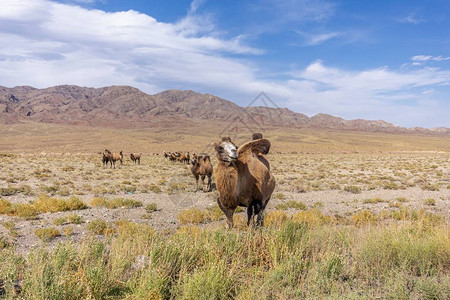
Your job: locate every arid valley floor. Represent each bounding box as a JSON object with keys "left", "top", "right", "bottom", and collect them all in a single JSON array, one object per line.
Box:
[
  {"left": 0, "top": 122, "right": 449, "bottom": 299},
  {"left": 1, "top": 123, "right": 449, "bottom": 251}
]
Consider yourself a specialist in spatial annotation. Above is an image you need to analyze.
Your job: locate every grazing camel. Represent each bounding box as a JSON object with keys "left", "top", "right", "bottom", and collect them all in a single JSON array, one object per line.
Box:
[
  {"left": 130, "top": 153, "right": 141, "bottom": 165},
  {"left": 169, "top": 152, "right": 177, "bottom": 162},
  {"left": 178, "top": 152, "right": 190, "bottom": 164},
  {"left": 190, "top": 153, "right": 213, "bottom": 192},
  {"left": 163, "top": 151, "right": 169, "bottom": 160},
  {"left": 102, "top": 149, "right": 112, "bottom": 168},
  {"left": 213, "top": 137, "right": 275, "bottom": 228},
  {"left": 111, "top": 151, "right": 123, "bottom": 169}
]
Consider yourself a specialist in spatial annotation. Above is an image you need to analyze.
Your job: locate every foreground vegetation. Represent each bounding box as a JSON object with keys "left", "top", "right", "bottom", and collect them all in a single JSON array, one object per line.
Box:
[{"left": 1, "top": 216, "right": 449, "bottom": 299}]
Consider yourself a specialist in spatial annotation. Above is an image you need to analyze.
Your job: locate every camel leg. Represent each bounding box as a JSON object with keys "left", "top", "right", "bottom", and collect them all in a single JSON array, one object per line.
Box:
[
  {"left": 257, "top": 197, "right": 271, "bottom": 227},
  {"left": 207, "top": 175, "right": 212, "bottom": 192},
  {"left": 217, "top": 198, "right": 234, "bottom": 229},
  {"left": 194, "top": 174, "right": 199, "bottom": 191},
  {"left": 201, "top": 175, "right": 206, "bottom": 192},
  {"left": 252, "top": 199, "right": 263, "bottom": 227},
  {"left": 247, "top": 205, "right": 254, "bottom": 226}
]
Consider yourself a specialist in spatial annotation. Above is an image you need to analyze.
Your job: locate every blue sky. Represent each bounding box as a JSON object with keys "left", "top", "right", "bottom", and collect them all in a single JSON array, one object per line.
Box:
[{"left": 1, "top": 0, "right": 449, "bottom": 128}]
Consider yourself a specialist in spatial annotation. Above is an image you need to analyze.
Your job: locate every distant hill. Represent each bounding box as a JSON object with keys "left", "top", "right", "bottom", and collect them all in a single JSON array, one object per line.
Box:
[{"left": 0, "top": 85, "right": 448, "bottom": 134}]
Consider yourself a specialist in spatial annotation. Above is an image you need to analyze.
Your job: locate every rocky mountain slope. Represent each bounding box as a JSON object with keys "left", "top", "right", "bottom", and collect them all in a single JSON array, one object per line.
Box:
[{"left": 0, "top": 85, "right": 447, "bottom": 134}]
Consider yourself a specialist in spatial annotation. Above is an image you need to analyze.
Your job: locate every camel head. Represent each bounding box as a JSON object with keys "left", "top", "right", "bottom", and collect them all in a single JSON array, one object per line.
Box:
[{"left": 214, "top": 137, "right": 238, "bottom": 165}]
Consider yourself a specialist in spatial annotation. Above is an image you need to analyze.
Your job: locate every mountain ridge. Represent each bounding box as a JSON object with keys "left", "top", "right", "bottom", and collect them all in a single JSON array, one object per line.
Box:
[{"left": 0, "top": 85, "right": 448, "bottom": 134}]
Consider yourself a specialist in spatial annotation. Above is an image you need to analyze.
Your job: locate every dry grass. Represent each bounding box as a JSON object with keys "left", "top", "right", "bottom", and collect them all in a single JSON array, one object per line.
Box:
[
  {"left": 33, "top": 194, "right": 87, "bottom": 212},
  {"left": 177, "top": 208, "right": 209, "bottom": 225},
  {"left": 34, "top": 227, "right": 60, "bottom": 242}
]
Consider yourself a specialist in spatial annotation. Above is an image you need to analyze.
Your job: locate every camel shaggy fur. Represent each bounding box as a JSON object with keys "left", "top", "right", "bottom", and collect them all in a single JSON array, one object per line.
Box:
[
  {"left": 111, "top": 151, "right": 123, "bottom": 169},
  {"left": 213, "top": 137, "right": 275, "bottom": 228},
  {"left": 190, "top": 154, "right": 213, "bottom": 192},
  {"left": 130, "top": 153, "right": 141, "bottom": 164},
  {"left": 102, "top": 149, "right": 112, "bottom": 168}
]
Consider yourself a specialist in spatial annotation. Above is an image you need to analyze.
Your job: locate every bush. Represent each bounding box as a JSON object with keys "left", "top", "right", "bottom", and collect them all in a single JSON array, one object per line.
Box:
[
  {"left": 275, "top": 200, "right": 306, "bottom": 210},
  {"left": 265, "top": 210, "right": 289, "bottom": 228},
  {"left": 178, "top": 208, "right": 208, "bottom": 225},
  {"left": 90, "top": 197, "right": 107, "bottom": 207},
  {"left": 424, "top": 198, "right": 436, "bottom": 206},
  {"left": 292, "top": 209, "right": 333, "bottom": 227},
  {"left": 145, "top": 203, "right": 158, "bottom": 213},
  {"left": 33, "top": 195, "right": 87, "bottom": 213},
  {"left": 351, "top": 210, "right": 377, "bottom": 226},
  {"left": 35, "top": 228, "right": 60, "bottom": 242},
  {"left": 86, "top": 219, "right": 108, "bottom": 235},
  {"left": 343, "top": 185, "right": 361, "bottom": 194},
  {"left": 363, "top": 198, "right": 386, "bottom": 204},
  {"left": 67, "top": 214, "right": 83, "bottom": 224}
]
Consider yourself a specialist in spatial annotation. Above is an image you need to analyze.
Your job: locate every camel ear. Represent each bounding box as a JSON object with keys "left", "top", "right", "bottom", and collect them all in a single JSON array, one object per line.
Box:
[
  {"left": 221, "top": 136, "right": 232, "bottom": 142},
  {"left": 238, "top": 139, "right": 271, "bottom": 155}
]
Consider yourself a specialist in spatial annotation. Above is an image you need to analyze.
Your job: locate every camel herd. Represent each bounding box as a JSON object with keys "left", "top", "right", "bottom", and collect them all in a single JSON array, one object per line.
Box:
[{"left": 101, "top": 133, "right": 275, "bottom": 227}]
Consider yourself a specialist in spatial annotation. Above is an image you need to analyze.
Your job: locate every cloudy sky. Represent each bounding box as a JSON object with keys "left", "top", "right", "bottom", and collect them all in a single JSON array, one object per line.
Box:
[{"left": 1, "top": 0, "right": 450, "bottom": 128}]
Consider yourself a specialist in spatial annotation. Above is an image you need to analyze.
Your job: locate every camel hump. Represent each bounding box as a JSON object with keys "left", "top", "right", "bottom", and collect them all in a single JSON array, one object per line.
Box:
[{"left": 238, "top": 139, "right": 271, "bottom": 155}]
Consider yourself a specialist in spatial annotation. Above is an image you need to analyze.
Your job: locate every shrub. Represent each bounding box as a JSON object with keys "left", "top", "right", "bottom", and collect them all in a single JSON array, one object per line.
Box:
[
  {"left": 53, "top": 217, "right": 67, "bottom": 225},
  {"left": 178, "top": 208, "right": 208, "bottom": 225},
  {"left": 292, "top": 209, "right": 332, "bottom": 227},
  {"left": 343, "top": 185, "right": 361, "bottom": 194},
  {"left": 351, "top": 210, "right": 378, "bottom": 226},
  {"left": 265, "top": 210, "right": 289, "bottom": 228},
  {"left": 396, "top": 197, "right": 409, "bottom": 203},
  {"left": 383, "top": 182, "right": 399, "bottom": 190},
  {"left": 424, "top": 198, "right": 436, "bottom": 206},
  {"left": 145, "top": 203, "right": 158, "bottom": 213},
  {"left": 421, "top": 183, "right": 439, "bottom": 191},
  {"left": 33, "top": 195, "right": 87, "bottom": 213},
  {"left": 86, "top": 219, "right": 108, "bottom": 235},
  {"left": 63, "top": 226, "right": 74, "bottom": 236},
  {"left": 0, "top": 198, "right": 12, "bottom": 214},
  {"left": 206, "top": 205, "right": 224, "bottom": 221},
  {"left": 363, "top": 198, "right": 386, "bottom": 204},
  {"left": 90, "top": 197, "right": 107, "bottom": 207},
  {"left": 67, "top": 214, "right": 83, "bottom": 224},
  {"left": 275, "top": 200, "right": 306, "bottom": 210},
  {"left": 0, "top": 235, "right": 10, "bottom": 249},
  {"left": 180, "top": 263, "right": 235, "bottom": 299},
  {"left": 274, "top": 193, "right": 286, "bottom": 200},
  {"left": 35, "top": 227, "right": 60, "bottom": 242},
  {"left": 90, "top": 197, "right": 142, "bottom": 209},
  {"left": 106, "top": 198, "right": 142, "bottom": 209},
  {"left": 0, "top": 200, "right": 38, "bottom": 220}
]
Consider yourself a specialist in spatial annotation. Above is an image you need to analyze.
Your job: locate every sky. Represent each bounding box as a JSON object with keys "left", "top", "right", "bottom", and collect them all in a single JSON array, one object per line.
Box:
[{"left": 1, "top": 0, "right": 449, "bottom": 128}]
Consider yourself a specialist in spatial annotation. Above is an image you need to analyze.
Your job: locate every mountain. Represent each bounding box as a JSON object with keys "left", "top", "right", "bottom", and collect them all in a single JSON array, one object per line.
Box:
[{"left": 0, "top": 85, "right": 447, "bottom": 134}]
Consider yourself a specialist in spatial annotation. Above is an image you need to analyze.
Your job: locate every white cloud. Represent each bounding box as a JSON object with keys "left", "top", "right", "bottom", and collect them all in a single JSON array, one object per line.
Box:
[
  {"left": 0, "top": 0, "right": 449, "bottom": 128},
  {"left": 0, "top": 0, "right": 261, "bottom": 91},
  {"left": 398, "top": 13, "right": 424, "bottom": 24},
  {"left": 412, "top": 55, "right": 450, "bottom": 62},
  {"left": 281, "top": 61, "right": 450, "bottom": 127},
  {"left": 298, "top": 31, "right": 340, "bottom": 46}
]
